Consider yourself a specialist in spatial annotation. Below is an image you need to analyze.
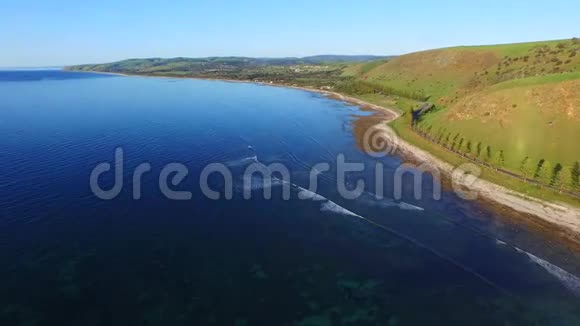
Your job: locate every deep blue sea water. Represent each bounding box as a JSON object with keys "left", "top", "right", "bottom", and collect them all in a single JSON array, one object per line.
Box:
[{"left": 0, "top": 70, "right": 579, "bottom": 325}]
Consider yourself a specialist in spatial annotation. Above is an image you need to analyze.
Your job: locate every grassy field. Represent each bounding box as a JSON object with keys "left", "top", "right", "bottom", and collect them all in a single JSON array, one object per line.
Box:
[
  {"left": 351, "top": 38, "right": 580, "bottom": 104},
  {"left": 346, "top": 38, "right": 580, "bottom": 200},
  {"left": 387, "top": 107, "right": 580, "bottom": 207}
]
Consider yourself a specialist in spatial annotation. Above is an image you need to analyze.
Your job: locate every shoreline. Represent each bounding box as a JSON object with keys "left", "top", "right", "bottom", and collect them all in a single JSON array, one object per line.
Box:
[
  {"left": 77, "top": 70, "right": 580, "bottom": 245},
  {"left": 81, "top": 70, "right": 401, "bottom": 118}
]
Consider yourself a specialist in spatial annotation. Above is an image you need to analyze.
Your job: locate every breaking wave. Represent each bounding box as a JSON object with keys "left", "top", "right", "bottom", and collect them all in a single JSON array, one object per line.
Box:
[
  {"left": 358, "top": 192, "right": 424, "bottom": 211},
  {"left": 521, "top": 248, "right": 580, "bottom": 296},
  {"left": 296, "top": 186, "right": 326, "bottom": 201},
  {"left": 320, "top": 200, "right": 362, "bottom": 217},
  {"left": 225, "top": 155, "right": 258, "bottom": 167},
  {"left": 225, "top": 152, "right": 580, "bottom": 297}
]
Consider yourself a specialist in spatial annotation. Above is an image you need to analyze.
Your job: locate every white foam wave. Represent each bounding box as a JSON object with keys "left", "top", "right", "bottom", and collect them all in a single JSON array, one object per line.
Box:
[
  {"left": 524, "top": 251, "right": 580, "bottom": 296},
  {"left": 234, "top": 176, "right": 286, "bottom": 192},
  {"left": 225, "top": 155, "right": 258, "bottom": 167},
  {"left": 320, "top": 201, "right": 362, "bottom": 218},
  {"left": 296, "top": 186, "right": 327, "bottom": 201},
  {"left": 359, "top": 193, "right": 424, "bottom": 211},
  {"left": 397, "top": 202, "right": 425, "bottom": 211},
  {"left": 360, "top": 196, "right": 399, "bottom": 208},
  {"left": 227, "top": 154, "right": 580, "bottom": 296}
]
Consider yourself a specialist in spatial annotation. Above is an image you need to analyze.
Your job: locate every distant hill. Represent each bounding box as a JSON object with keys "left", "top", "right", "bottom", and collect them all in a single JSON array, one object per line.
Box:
[
  {"left": 346, "top": 38, "right": 580, "bottom": 183},
  {"left": 65, "top": 55, "right": 392, "bottom": 89},
  {"left": 66, "top": 55, "right": 391, "bottom": 75},
  {"left": 301, "top": 55, "right": 393, "bottom": 63}
]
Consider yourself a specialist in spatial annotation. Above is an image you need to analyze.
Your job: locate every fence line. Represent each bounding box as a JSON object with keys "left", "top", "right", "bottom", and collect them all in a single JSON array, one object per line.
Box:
[{"left": 410, "top": 126, "right": 580, "bottom": 199}]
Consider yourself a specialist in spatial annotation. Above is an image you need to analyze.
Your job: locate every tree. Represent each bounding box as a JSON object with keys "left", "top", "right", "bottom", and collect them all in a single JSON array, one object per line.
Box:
[
  {"left": 436, "top": 128, "right": 445, "bottom": 144},
  {"left": 519, "top": 156, "right": 530, "bottom": 178},
  {"left": 466, "top": 141, "right": 472, "bottom": 154},
  {"left": 444, "top": 133, "right": 452, "bottom": 147},
  {"left": 551, "top": 163, "right": 563, "bottom": 186},
  {"left": 451, "top": 133, "right": 460, "bottom": 150},
  {"left": 437, "top": 132, "right": 444, "bottom": 144},
  {"left": 409, "top": 107, "right": 417, "bottom": 126},
  {"left": 560, "top": 165, "right": 574, "bottom": 191},
  {"left": 458, "top": 138, "right": 465, "bottom": 152},
  {"left": 485, "top": 146, "right": 492, "bottom": 163},
  {"left": 540, "top": 160, "right": 552, "bottom": 185},
  {"left": 496, "top": 150, "right": 505, "bottom": 169},
  {"left": 572, "top": 161, "right": 580, "bottom": 191},
  {"left": 476, "top": 142, "right": 482, "bottom": 158},
  {"left": 533, "top": 159, "right": 546, "bottom": 180}
]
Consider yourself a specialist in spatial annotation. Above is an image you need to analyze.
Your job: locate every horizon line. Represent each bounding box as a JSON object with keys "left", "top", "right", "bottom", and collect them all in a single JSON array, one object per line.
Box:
[{"left": 3, "top": 36, "right": 578, "bottom": 68}]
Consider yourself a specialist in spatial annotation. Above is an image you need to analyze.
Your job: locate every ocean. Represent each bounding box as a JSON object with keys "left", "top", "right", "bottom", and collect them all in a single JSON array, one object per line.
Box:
[{"left": 0, "top": 70, "right": 578, "bottom": 325}]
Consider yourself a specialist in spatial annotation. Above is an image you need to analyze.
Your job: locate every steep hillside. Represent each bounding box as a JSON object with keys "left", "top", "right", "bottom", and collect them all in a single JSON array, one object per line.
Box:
[
  {"left": 348, "top": 38, "right": 580, "bottom": 194},
  {"left": 351, "top": 39, "right": 580, "bottom": 104}
]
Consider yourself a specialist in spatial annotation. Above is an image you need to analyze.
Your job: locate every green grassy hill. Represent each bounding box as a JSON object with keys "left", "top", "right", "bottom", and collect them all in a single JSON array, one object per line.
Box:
[
  {"left": 66, "top": 55, "right": 389, "bottom": 75},
  {"left": 66, "top": 56, "right": 389, "bottom": 87},
  {"left": 350, "top": 39, "right": 580, "bottom": 103},
  {"left": 346, "top": 38, "right": 580, "bottom": 195}
]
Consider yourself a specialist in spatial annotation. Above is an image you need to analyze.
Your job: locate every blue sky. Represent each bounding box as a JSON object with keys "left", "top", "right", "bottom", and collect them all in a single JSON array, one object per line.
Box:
[{"left": 1, "top": 0, "right": 579, "bottom": 66}]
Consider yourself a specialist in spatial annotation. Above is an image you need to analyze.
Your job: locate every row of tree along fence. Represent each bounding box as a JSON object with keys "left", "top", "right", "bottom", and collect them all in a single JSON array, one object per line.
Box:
[{"left": 411, "top": 124, "right": 580, "bottom": 199}]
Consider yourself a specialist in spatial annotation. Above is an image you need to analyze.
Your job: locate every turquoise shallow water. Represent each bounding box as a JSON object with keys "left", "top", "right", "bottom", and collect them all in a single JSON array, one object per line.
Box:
[{"left": 0, "top": 70, "right": 579, "bottom": 325}]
